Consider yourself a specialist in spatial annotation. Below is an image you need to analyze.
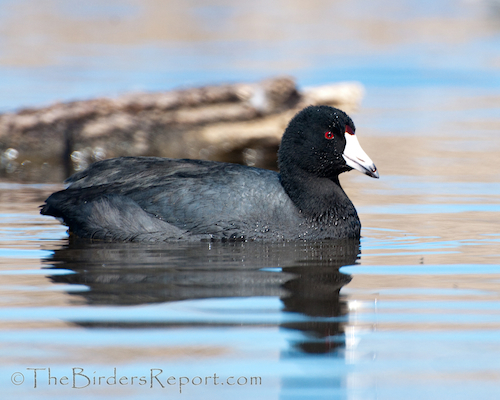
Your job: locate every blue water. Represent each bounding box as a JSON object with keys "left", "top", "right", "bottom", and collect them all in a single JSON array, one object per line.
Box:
[
  {"left": 0, "top": 0, "right": 499, "bottom": 111},
  {"left": 0, "top": 194, "right": 499, "bottom": 399},
  {"left": 1, "top": 1, "right": 500, "bottom": 399}
]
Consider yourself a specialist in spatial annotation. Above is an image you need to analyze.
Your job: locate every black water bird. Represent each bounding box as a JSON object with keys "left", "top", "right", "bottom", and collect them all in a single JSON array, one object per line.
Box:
[{"left": 41, "top": 105, "right": 379, "bottom": 241}]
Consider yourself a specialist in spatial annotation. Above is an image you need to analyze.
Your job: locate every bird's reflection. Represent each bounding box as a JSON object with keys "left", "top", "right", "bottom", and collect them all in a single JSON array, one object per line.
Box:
[{"left": 43, "top": 238, "right": 359, "bottom": 354}]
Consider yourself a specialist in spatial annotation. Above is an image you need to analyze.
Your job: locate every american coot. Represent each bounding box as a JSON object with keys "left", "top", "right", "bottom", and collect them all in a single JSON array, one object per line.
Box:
[{"left": 41, "top": 105, "right": 378, "bottom": 241}]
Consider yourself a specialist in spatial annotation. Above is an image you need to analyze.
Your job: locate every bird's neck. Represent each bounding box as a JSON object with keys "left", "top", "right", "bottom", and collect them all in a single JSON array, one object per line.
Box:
[{"left": 279, "top": 168, "right": 358, "bottom": 222}]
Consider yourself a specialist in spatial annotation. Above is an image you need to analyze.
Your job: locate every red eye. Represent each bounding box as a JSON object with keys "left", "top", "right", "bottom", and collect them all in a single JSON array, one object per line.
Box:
[
  {"left": 324, "top": 131, "right": 334, "bottom": 140},
  {"left": 345, "top": 125, "right": 355, "bottom": 135}
]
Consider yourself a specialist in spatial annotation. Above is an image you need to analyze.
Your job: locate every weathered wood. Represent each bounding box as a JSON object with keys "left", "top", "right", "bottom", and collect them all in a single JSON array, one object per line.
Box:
[{"left": 0, "top": 77, "right": 363, "bottom": 182}]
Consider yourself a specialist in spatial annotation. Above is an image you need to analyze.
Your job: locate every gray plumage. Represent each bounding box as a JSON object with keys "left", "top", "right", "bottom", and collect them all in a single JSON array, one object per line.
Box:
[{"left": 41, "top": 106, "right": 378, "bottom": 241}]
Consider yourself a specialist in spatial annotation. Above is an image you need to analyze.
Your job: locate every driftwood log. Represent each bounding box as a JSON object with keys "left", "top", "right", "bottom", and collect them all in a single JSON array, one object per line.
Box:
[{"left": 0, "top": 77, "right": 363, "bottom": 182}]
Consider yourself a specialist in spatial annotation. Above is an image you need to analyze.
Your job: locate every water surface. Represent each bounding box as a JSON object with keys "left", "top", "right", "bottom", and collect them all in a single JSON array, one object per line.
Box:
[{"left": 1, "top": 0, "right": 500, "bottom": 399}]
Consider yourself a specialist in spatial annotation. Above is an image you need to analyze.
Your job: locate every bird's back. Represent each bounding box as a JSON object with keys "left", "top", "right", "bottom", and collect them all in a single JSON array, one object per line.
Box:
[{"left": 41, "top": 157, "right": 298, "bottom": 241}]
